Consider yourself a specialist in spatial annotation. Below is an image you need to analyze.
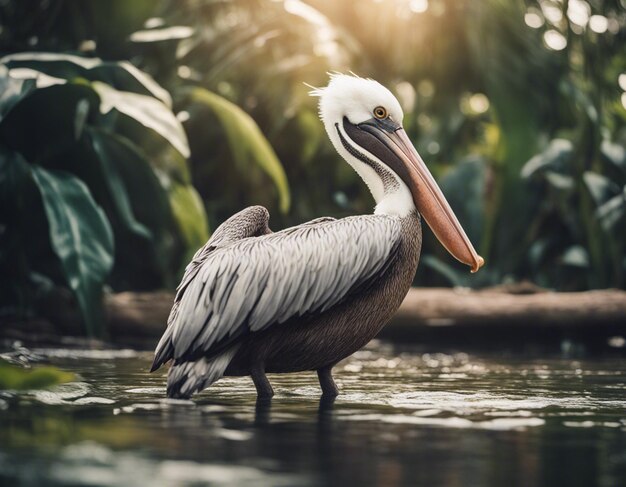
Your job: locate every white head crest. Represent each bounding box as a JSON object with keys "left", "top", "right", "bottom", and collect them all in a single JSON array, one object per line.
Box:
[{"left": 310, "top": 73, "right": 404, "bottom": 128}]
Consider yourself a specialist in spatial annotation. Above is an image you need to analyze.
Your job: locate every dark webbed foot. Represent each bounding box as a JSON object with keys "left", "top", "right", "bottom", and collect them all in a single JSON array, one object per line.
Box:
[
  {"left": 251, "top": 365, "right": 274, "bottom": 398},
  {"left": 317, "top": 366, "right": 339, "bottom": 397}
]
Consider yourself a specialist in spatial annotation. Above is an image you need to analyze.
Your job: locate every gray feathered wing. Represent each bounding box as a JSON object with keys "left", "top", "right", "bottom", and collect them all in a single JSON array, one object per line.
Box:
[
  {"left": 152, "top": 205, "right": 272, "bottom": 371},
  {"left": 153, "top": 210, "right": 402, "bottom": 398}
]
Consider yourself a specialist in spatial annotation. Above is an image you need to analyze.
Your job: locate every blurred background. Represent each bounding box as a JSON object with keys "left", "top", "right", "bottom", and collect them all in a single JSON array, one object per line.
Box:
[{"left": 0, "top": 0, "right": 624, "bottom": 335}]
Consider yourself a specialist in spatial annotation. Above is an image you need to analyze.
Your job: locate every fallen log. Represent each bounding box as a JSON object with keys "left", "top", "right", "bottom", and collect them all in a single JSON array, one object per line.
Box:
[
  {"left": 2, "top": 287, "right": 626, "bottom": 350},
  {"left": 105, "top": 291, "right": 174, "bottom": 347},
  {"left": 383, "top": 287, "right": 626, "bottom": 351},
  {"left": 394, "top": 287, "right": 626, "bottom": 328},
  {"left": 105, "top": 287, "right": 626, "bottom": 350}
]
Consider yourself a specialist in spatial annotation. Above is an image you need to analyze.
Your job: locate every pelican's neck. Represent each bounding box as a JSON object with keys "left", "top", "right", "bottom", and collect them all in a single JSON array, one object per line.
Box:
[
  {"left": 374, "top": 183, "right": 415, "bottom": 217},
  {"left": 327, "top": 120, "right": 417, "bottom": 218}
]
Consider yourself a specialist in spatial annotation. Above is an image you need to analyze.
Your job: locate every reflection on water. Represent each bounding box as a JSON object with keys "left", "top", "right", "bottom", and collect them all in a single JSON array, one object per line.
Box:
[{"left": 1, "top": 341, "right": 625, "bottom": 486}]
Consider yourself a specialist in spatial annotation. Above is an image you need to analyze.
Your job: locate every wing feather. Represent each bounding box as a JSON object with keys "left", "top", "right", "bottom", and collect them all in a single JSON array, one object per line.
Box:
[
  {"left": 155, "top": 214, "right": 402, "bottom": 368},
  {"left": 151, "top": 206, "right": 271, "bottom": 371}
]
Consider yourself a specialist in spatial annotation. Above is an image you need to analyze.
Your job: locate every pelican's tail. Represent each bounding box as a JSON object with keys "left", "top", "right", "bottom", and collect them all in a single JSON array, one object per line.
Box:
[{"left": 166, "top": 345, "right": 240, "bottom": 399}]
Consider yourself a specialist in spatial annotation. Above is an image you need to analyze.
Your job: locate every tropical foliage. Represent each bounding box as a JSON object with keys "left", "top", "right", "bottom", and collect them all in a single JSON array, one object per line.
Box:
[
  {"left": 0, "top": 54, "right": 208, "bottom": 334},
  {"left": 0, "top": 0, "right": 624, "bottom": 334}
]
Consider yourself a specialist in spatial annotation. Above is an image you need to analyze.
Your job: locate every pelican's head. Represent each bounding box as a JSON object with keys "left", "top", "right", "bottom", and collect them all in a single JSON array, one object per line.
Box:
[{"left": 312, "top": 74, "right": 484, "bottom": 273}]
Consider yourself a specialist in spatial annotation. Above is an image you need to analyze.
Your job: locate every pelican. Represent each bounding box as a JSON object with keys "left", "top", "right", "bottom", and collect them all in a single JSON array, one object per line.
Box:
[{"left": 151, "top": 74, "right": 483, "bottom": 399}]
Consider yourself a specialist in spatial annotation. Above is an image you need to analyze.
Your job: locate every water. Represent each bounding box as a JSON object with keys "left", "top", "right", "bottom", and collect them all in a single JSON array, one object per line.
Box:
[{"left": 1, "top": 341, "right": 625, "bottom": 486}]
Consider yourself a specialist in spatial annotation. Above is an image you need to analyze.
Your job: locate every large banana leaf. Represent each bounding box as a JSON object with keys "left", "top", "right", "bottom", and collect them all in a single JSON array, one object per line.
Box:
[
  {"left": 186, "top": 87, "right": 290, "bottom": 213},
  {"left": 0, "top": 65, "right": 63, "bottom": 118},
  {"left": 88, "top": 130, "right": 152, "bottom": 241},
  {"left": 1, "top": 67, "right": 191, "bottom": 185},
  {"left": 0, "top": 83, "right": 100, "bottom": 163},
  {"left": 92, "top": 81, "right": 189, "bottom": 158},
  {"left": 0, "top": 73, "right": 205, "bottom": 289},
  {"left": 1, "top": 52, "right": 172, "bottom": 106},
  {"left": 88, "top": 129, "right": 177, "bottom": 287},
  {"left": 31, "top": 166, "right": 114, "bottom": 335}
]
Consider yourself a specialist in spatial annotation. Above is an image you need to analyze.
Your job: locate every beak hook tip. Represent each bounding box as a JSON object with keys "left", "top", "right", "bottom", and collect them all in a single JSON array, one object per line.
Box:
[{"left": 470, "top": 255, "right": 485, "bottom": 273}]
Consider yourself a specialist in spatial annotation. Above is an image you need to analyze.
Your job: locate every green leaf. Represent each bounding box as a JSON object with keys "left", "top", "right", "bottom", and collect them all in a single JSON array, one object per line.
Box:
[
  {"left": 600, "top": 140, "right": 626, "bottom": 170},
  {"left": 583, "top": 171, "right": 619, "bottom": 206},
  {"left": 544, "top": 171, "right": 574, "bottom": 191},
  {"left": 92, "top": 61, "right": 173, "bottom": 108},
  {"left": 0, "top": 83, "right": 100, "bottom": 163},
  {"left": 187, "top": 87, "right": 290, "bottom": 213},
  {"left": 0, "top": 65, "right": 34, "bottom": 117},
  {"left": 561, "top": 246, "right": 589, "bottom": 268},
  {"left": 168, "top": 181, "right": 210, "bottom": 270},
  {"left": 521, "top": 139, "right": 574, "bottom": 179},
  {"left": 596, "top": 188, "right": 626, "bottom": 231},
  {"left": 93, "top": 81, "right": 190, "bottom": 158},
  {"left": 130, "top": 26, "right": 195, "bottom": 43},
  {"left": 0, "top": 65, "right": 65, "bottom": 118},
  {"left": 0, "top": 361, "right": 75, "bottom": 391},
  {"left": 5, "top": 67, "right": 65, "bottom": 88},
  {"left": 439, "top": 157, "right": 485, "bottom": 245},
  {"left": 31, "top": 166, "right": 114, "bottom": 335},
  {"left": 88, "top": 129, "right": 177, "bottom": 286},
  {"left": 1, "top": 51, "right": 101, "bottom": 69},
  {"left": 1, "top": 52, "right": 172, "bottom": 106},
  {"left": 88, "top": 130, "right": 153, "bottom": 240}
]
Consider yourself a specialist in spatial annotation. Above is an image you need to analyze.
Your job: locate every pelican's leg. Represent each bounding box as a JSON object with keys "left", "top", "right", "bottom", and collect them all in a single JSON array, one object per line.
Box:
[
  {"left": 251, "top": 364, "right": 274, "bottom": 398},
  {"left": 317, "top": 365, "right": 339, "bottom": 397}
]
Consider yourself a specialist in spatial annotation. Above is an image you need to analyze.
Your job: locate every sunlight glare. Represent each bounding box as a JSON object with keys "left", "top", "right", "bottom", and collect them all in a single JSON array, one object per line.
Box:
[
  {"left": 144, "top": 17, "right": 165, "bottom": 29},
  {"left": 567, "top": 0, "right": 590, "bottom": 27},
  {"left": 607, "top": 18, "right": 620, "bottom": 34},
  {"left": 589, "top": 15, "right": 608, "bottom": 34},
  {"left": 540, "top": 2, "right": 563, "bottom": 24},
  {"left": 78, "top": 40, "right": 96, "bottom": 52},
  {"left": 525, "top": 11, "right": 544, "bottom": 29},
  {"left": 409, "top": 0, "right": 429, "bottom": 14},
  {"left": 543, "top": 30, "right": 567, "bottom": 51},
  {"left": 177, "top": 65, "right": 191, "bottom": 79},
  {"left": 176, "top": 111, "right": 190, "bottom": 123},
  {"left": 469, "top": 93, "right": 490, "bottom": 114},
  {"left": 284, "top": 0, "right": 342, "bottom": 64}
]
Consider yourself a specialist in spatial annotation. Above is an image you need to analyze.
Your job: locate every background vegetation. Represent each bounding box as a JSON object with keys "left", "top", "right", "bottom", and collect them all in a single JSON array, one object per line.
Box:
[{"left": 0, "top": 0, "right": 624, "bottom": 335}]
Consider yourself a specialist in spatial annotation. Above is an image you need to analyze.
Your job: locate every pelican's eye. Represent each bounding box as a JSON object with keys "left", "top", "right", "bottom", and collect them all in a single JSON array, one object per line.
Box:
[{"left": 373, "top": 106, "right": 388, "bottom": 119}]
